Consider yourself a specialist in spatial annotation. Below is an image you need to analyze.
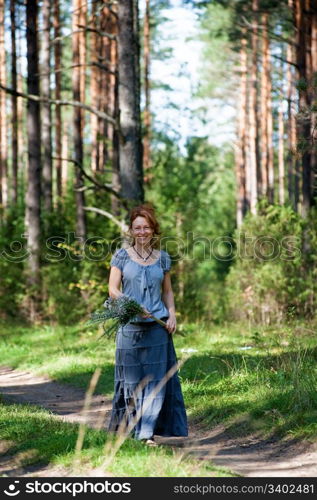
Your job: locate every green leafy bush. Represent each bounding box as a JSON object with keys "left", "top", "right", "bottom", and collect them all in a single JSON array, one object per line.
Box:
[{"left": 226, "top": 203, "right": 317, "bottom": 324}]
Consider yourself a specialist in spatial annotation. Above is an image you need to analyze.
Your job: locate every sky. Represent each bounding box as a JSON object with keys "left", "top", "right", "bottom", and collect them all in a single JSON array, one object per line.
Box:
[
  {"left": 9, "top": 0, "right": 236, "bottom": 154},
  {"left": 147, "top": 0, "right": 236, "bottom": 152}
]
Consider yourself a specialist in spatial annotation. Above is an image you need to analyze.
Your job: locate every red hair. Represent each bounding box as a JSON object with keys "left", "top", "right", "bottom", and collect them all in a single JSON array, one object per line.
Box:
[{"left": 129, "top": 203, "right": 161, "bottom": 246}]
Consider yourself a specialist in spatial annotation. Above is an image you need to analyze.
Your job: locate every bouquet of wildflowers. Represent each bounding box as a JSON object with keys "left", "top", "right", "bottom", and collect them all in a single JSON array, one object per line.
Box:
[{"left": 86, "top": 295, "right": 166, "bottom": 339}]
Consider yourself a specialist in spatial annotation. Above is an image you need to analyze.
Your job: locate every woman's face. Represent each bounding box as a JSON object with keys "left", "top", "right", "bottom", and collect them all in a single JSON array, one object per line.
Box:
[{"left": 131, "top": 216, "right": 154, "bottom": 246}]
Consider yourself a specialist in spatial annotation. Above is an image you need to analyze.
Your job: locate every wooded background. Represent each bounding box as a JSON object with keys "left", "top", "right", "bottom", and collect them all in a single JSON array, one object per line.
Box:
[{"left": 0, "top": 0, "right": 316, "bottom": 327}]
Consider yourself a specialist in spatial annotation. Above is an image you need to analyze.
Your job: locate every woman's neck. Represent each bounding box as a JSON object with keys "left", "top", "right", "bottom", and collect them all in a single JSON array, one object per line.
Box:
[{"left": 133, "top": 242, "right": 152, "bottom": 254}]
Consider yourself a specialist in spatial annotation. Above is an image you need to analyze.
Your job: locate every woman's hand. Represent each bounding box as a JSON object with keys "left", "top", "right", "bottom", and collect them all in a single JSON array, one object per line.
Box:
[
  {"left": 165, "top": 314, "right": 177, "bottom": 334},
  {"left": 141, "top": 307, "right": 152, "bottom": 319}
]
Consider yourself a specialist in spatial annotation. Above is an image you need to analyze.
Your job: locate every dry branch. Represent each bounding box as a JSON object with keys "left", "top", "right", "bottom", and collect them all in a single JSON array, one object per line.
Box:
[{"left": 0, "top": 83, "right": 116, "bottom": 125}]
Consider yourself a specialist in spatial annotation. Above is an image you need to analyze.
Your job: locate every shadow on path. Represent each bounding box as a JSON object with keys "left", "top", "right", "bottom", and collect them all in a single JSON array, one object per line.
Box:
[{"left": 1, "top": 366, "right": 317, "bottom": 477}]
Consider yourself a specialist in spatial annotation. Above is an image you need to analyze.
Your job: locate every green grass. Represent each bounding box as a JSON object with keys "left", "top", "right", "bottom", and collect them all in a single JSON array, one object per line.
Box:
[
  {"left": 1, "top": 317, "right": 317, "bottom": 475},
  {"left": 0, "top": 400, "right": 230, "bottom": 477},
  {"left": 178, "top": 320, "right": 317, "bottom": 439}
]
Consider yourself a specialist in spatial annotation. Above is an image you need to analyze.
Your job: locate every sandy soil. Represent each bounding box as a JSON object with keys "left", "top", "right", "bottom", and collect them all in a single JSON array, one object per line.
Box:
[{"left": 0, "top": 365, "right": 316, "bottom": 477}]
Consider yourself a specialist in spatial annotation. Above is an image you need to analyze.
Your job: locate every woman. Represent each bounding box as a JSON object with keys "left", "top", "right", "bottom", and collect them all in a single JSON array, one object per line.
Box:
[{"left": 107, "top": 203, "right": 188, "bottom": 445}]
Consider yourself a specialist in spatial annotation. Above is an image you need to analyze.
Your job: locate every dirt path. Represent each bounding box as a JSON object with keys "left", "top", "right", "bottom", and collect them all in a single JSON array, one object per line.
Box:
[{"left": 1, "top": 366, "right": 317, "bottom": 477}]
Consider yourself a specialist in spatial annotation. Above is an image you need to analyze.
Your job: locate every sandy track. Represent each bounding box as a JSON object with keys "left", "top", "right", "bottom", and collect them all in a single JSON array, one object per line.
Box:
[{"left": 1, "top": 366, "right": 317, "bottom": 477}]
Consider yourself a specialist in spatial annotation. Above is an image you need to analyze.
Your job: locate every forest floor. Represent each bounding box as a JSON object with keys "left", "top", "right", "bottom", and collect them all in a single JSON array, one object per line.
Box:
[{"left": 1, "top": 365, "right": 317, "bottom": 478}]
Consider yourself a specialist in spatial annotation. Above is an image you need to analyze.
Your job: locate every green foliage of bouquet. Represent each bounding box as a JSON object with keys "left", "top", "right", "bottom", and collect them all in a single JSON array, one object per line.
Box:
[{"left": 86, "top": 295, "right": 166, "bottom": 339}]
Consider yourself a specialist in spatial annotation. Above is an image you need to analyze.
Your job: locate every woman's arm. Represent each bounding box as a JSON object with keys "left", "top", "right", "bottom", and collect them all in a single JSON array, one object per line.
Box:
[
  {"left": 108, "top": 267, "right": 124, "bottom": 299},
  {"left": 162, "top": 272, "right": 177, "bottom": 334},
  {"left": 108, "top": 266, "right": 151, "bottom": 318}
]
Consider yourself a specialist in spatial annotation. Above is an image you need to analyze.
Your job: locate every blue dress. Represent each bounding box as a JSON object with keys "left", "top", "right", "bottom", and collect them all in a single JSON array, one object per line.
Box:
[{"left": 108, "top": 247, "right": 188, "bottom": 440}]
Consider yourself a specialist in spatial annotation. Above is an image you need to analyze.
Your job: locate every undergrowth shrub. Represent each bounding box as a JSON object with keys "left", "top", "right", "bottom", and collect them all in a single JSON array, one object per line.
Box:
[{"left": 226, "top": 202, "right": 317, "bottom": 324}]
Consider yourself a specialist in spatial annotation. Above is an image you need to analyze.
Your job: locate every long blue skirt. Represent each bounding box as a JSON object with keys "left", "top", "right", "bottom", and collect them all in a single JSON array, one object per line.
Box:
[{"left": 108, "top": 320, "right": 188, "bottom": 440}]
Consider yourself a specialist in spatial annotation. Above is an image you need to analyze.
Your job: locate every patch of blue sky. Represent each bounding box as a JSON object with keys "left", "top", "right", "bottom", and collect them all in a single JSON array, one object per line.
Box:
[{"left": 143, "top": 0, "right": 236, "bottom": 153}]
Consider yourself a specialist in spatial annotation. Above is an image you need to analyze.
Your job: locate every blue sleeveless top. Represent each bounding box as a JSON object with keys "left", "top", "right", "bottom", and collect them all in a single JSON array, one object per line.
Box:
[{"left": 109, "top": 247, "right": 172, "bottom": 323}]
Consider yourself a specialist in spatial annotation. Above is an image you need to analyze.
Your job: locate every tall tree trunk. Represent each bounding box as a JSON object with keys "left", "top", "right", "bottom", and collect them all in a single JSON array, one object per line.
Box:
[
  {"left": 54, "top": 0, "right": 62, "bottom": 205},
  {"left": 61, "top": 119, "right": 69, "bottom": 192},
  {"left": 286, "top": 35, "right": 298, "bottom": 210},
  {"left": 90, "top": 0, "right": 100, "bottom": 173},
  {"left": 79, "top": 0, "right": 86, "bottom": 131},
  {"left": 143, "top": 0, "right": 151, "bottom": 174},
  {"left": 25, "top": 0, "right": 42, "bottom": 318},
  {"left": 100, "top": 5, "right": 112, "bottom": 171},
  {"left": 267, "top": 45, "right": 274, "bottom": 204},
  {"left": 248, "top": 0, "right": 259, "bottom": 214},
  {"left": 109, "top": 7, "right": 121, "bottom": 215},
  {"left": 245, "top": 52, "right": 251, "bottom": 214},
  {"left": 118, "top": 0, "right": 143, "bottom": 208},
  {"left": 42, "top": 0, "right": 53, "bottom": 214},
  {"left": 79, "top": 0, "right": 86, "bottom": 105},
  {"left": 72, "top": 0, "right": 86, "bottom": 240},
  {"left": 0, "top": 0, "right": 8, "bottom": 212},
  {"left": 278, "top": 105, "right": 285, "bottom": 204},
  {"left": 10, "top": 0, "right": 18, "bottom": 206},
  {"left": 294, "top": 0, "right": 312, "bottom": 216},
  {"left": 260, "top": 13, "right": 269, "bottom": 199},
  {"left": 235, "top": 34, "right": 248, "bottom": 226},
  {"left": 310, "top": 0, "right": 317, "bottom": 203},
  {"left": 17, "top": 22, "right": 24, "bottom": 185}
]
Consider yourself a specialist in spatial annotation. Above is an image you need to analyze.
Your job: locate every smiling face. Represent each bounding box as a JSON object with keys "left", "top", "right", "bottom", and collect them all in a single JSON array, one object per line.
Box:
[{"left": 131, "top": 215, "right": 154, "bottom": 247}]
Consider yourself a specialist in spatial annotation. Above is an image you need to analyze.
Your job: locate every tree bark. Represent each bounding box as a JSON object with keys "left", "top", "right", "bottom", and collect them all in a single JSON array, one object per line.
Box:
[
  {"left": 117, "top": 0, "right": 143, "bottom": 208},
  {"left": 248, "top": 0, "right": 259, "bottom": 214},
  {"left": 143, "top": 0, "right": 151, "bottom": 174},
  {"left": 278, "top": 105, "right": 285, "bottom": 204},
  {"left": 235, "top": 34, "right": 248, "bottom": 226},
  {"left": 267, "top": 43, "right": 274, "bottom": 204},
  {"left": 0, "top": 0, "right": 8, "bottom": 212},
  {"left": 10, "top": 0, "right": 18, "bottom": 206},
  {"left": 310, "top": 0, "right": 317, "bottom": 203},
  {"left": 90, "top": 0, "right": 100, "bottom": 173},
  {"left": 108, "top": 6, "right": 121, "bottom": 215},
  {"left": 260, "top": 13, "right": 269, "bottom": 199},
  {"left": 61, "top": 118, "right": 69, "bottom": 192},
  {"left": 42, "top": 0, "right": 53, "bottom": 213},
  {"left": 294, "top": 0, "right": 312, "bottom": 216},
  {"left": 286, "top": 30, "right": 298, "bottom": 210},
  {"left": 25, "top": 0, "right": 42, "bottom": 317},
  {"left": 72, "top": 0, "right": 86, "bottom": 241},
  {"left": 54, "top": 0, "right": 62, "bottom": 205}
]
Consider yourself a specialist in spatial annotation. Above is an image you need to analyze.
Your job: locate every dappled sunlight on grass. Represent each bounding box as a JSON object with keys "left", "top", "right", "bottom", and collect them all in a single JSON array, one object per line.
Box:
[
  {"left": 1, "top": 318, "right": 317, "bottom": 441},
  {"left": 0, "top": 402, "right": 226, "bottom": 477}
]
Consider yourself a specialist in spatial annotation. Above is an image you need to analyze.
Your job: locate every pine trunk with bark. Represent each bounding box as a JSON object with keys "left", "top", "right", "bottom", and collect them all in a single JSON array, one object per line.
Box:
[
  {"left": 286, "top": 36, "right": 298, "bottom": 210},
  {"left": 54, "top": 0, "right": 62, "bottom": 204},
  {"left": 42, "top": 0, "right": 53, "bottom": 213},
  {"left": 25, "top": 0, "right": 42, "bottom": 317},
  {"left": 260, "top": 13, "right": 269, "bottom": 199},
  {"left": 248, "top": 0, "right": 259, "bottom": 214},
  {"left": 143, "top": 0, "right": 151, "bottom": 174},
  {"left": 117, "top": 0, "right": 143, "bottom": 208},
  {"left": 267, "top": 45, "right": 274, "bottom": 204},
  {"left": 278, "top": 105, "right": 285, "bottom": 204},
  {"left": 310, "top": 1, "right": 317, "bottom": 203},
  {"left": 235, "top": 34, "right": 248, "bottom": 226},
  {"left": 0, "top": 0, "right": 8, "bottom": 212},
  {"left": 10, "top": 0, "right": 18, "bottom": 205},
  {"left": 294, "top": 0, "right": 312, "bottom": 216},
  {"left": 72, "top": 0, "right": 86, "bottom": 241},
  {"left": 106, "top": 6, "right": 121, "bottom": 215},
  {"left": 90, "top": 0, "right": 100, "bottom": 173}
]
